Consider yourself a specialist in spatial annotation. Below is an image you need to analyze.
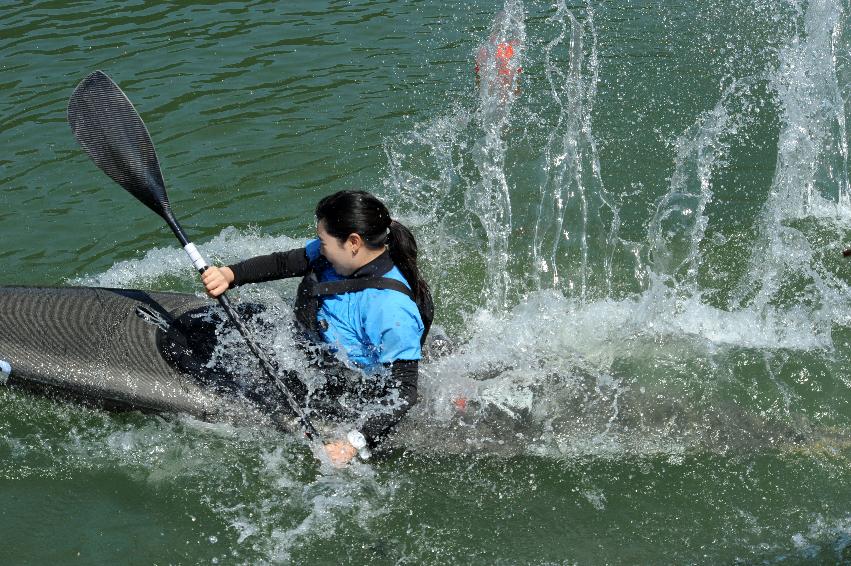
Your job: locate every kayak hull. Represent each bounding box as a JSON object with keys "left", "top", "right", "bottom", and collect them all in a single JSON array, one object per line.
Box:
[{"left": 0, "top": 286, "right": 269, "bottom": 423}]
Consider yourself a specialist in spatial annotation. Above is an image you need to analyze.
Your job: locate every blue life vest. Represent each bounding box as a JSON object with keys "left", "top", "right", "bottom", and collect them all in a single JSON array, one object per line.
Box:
[{"left": 294, "top": 239, "right": 425, "bottom": 369}]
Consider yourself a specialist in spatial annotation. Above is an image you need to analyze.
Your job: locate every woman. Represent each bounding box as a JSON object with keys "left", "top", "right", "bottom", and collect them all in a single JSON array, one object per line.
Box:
[{"left": 202, "top": 190, "right": 432, "bottom": 465}]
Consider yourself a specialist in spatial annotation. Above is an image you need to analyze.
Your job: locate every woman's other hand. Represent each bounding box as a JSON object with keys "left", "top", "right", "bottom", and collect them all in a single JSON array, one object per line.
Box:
[{"left": 323, "top": 439, "right": 358, "bottom": 467}]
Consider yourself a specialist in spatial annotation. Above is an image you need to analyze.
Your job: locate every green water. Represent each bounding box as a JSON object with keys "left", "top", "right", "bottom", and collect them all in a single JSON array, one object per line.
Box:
[{"left": 3, "top": 0, "right": 851, "bottom": 563}]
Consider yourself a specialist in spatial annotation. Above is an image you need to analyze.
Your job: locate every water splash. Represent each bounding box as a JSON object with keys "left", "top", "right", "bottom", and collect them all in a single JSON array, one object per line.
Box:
[
  {"left": 466, "top": 0, "right": 526, "bottom": 310},
  {"left": 376, "top": 0, "right": 851, "bottom": 461},
  {"left": 57, "top": 0, "right": 851, "bottom": 465},
  {"left": 72, "top": 226, "right": 307, "bottom": 290},
  {"left": 532, "top": 0, "right": 619, "bottom": 303},
  {"left": 733, "top": 0, "right": 851, "bottom": 328},
  {"left": 645, "top": 79, "right": 758, "bottom": 299}
]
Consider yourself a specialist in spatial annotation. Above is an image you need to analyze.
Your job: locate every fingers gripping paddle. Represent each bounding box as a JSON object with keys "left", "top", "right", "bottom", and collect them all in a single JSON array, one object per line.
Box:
[{"left": 67, "top": 70, "right": 318, "bottom": 441}]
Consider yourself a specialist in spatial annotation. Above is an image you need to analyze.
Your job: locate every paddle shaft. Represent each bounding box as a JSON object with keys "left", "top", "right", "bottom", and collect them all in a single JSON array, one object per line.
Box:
[{"left": 161, "top": 210, "right": 318, "bottom": 440}]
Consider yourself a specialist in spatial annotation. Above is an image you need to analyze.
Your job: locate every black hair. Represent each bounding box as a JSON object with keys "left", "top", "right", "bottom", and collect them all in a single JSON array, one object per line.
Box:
[{"left": 315, "top": 190, "right": 433, "bottom": 335}]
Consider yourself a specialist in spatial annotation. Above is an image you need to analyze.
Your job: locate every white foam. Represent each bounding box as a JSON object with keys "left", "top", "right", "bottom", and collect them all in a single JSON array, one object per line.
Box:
[{"left": 72, "top": 226, "right": 307, "bottom": 288}]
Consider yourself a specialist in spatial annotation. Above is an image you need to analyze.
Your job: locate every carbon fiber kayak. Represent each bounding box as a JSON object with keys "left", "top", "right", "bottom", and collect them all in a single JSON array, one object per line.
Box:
[{"left": 0, "top": 286, "right": 279, "bottom": 425}]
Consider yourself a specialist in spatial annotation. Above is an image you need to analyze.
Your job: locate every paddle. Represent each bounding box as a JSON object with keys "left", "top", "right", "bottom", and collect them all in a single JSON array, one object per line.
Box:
[{"left": 67, "top": 70, "right": 319, "bottom": 440}]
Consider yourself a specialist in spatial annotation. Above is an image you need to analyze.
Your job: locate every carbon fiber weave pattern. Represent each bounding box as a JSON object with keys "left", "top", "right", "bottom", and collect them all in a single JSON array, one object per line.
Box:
[{"left": 0, "top": 287, "right": 224, "bottom": 417}]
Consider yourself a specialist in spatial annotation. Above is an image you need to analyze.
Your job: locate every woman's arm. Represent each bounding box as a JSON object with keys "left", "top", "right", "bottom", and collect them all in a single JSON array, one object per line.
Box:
[
  {"left": 324, "top": 286, "right": 425, "bottom": 465},
  {"left": 228, "top": 247, "right": 311, "bottom": 285},
  {"left": 323, "top": 360, "right": 418, "bottom": 466},
  {"left": 359, "top": 360, "right": 419, "bottom": 445},
  {"left": 202, "top": 247, "right": 311, "bottom": 297}
]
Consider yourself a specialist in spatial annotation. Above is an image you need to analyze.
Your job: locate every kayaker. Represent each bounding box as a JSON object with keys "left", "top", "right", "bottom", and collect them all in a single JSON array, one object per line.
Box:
[{"left": 201, "top": 190, "right": 432, "bottom": 466}]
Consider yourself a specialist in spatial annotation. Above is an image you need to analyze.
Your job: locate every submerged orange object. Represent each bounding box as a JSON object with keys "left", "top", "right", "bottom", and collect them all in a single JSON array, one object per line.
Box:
[
  {"left": 496, "top": 42, "right": 514, "bottom": 59},
  {"left": 495, "top": 42, "right": 515, "bottom": 75},
  {"left": 496, "top": 43, "right": 514, "bottom": 60},
  {"left": 476, "top": 41, "right": 521, "bottom": 76}
]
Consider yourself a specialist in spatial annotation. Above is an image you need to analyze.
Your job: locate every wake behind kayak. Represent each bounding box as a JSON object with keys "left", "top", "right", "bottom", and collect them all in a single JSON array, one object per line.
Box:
[{"left": 0, "top": 286, "right": 285, "bottom": 426}]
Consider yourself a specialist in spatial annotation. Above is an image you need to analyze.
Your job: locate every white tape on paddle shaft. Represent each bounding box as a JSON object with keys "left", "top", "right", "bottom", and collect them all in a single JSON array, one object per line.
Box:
[
  {"left": 0, "top": 359, "right": 11, "bottom": 384},
  {"left": 183, "top": 243, "right": 209, "bottom": 272}
]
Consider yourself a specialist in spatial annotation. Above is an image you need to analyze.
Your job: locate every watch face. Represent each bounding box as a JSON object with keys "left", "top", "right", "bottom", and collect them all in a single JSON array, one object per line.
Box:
[{"left": 347, "top": 430, "right": 367, "bottom": 449}]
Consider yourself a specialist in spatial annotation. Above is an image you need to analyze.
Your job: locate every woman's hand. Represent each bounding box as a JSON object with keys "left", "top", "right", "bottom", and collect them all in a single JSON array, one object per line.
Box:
[
  {"left": 323, "top": 439, "right": 358, "bottom": 467},
  {"left": 201, "top": 266, "right": 234, "bottom": 298}
]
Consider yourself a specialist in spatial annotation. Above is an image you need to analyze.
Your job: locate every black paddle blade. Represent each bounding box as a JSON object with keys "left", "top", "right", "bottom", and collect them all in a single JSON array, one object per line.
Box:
[{"left": 67, "top": 70, "right": 170, "bottom": 217}]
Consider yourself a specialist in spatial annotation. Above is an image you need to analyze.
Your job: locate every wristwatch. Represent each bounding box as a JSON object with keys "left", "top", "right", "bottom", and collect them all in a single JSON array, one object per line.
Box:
[
  {"left": 346, "top": 430, "right": 372, "bottom": 460},
  {"left": 0, "top": 359, "right": 10, "bottom": 384}
]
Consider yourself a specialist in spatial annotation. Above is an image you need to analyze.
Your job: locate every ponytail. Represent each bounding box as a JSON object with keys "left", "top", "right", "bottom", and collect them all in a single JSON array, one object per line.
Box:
[
  {"left": 388, "top": 220, "right": 430, "bottom": 308},
  {"left": 388, "top": 219, "right": 433, "bottom": 340}
]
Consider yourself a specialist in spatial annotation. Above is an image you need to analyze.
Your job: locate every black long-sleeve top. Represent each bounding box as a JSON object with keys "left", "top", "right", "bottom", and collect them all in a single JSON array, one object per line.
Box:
[{"left": 227, "top": 247, "right": 419, "bottom": 447}]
